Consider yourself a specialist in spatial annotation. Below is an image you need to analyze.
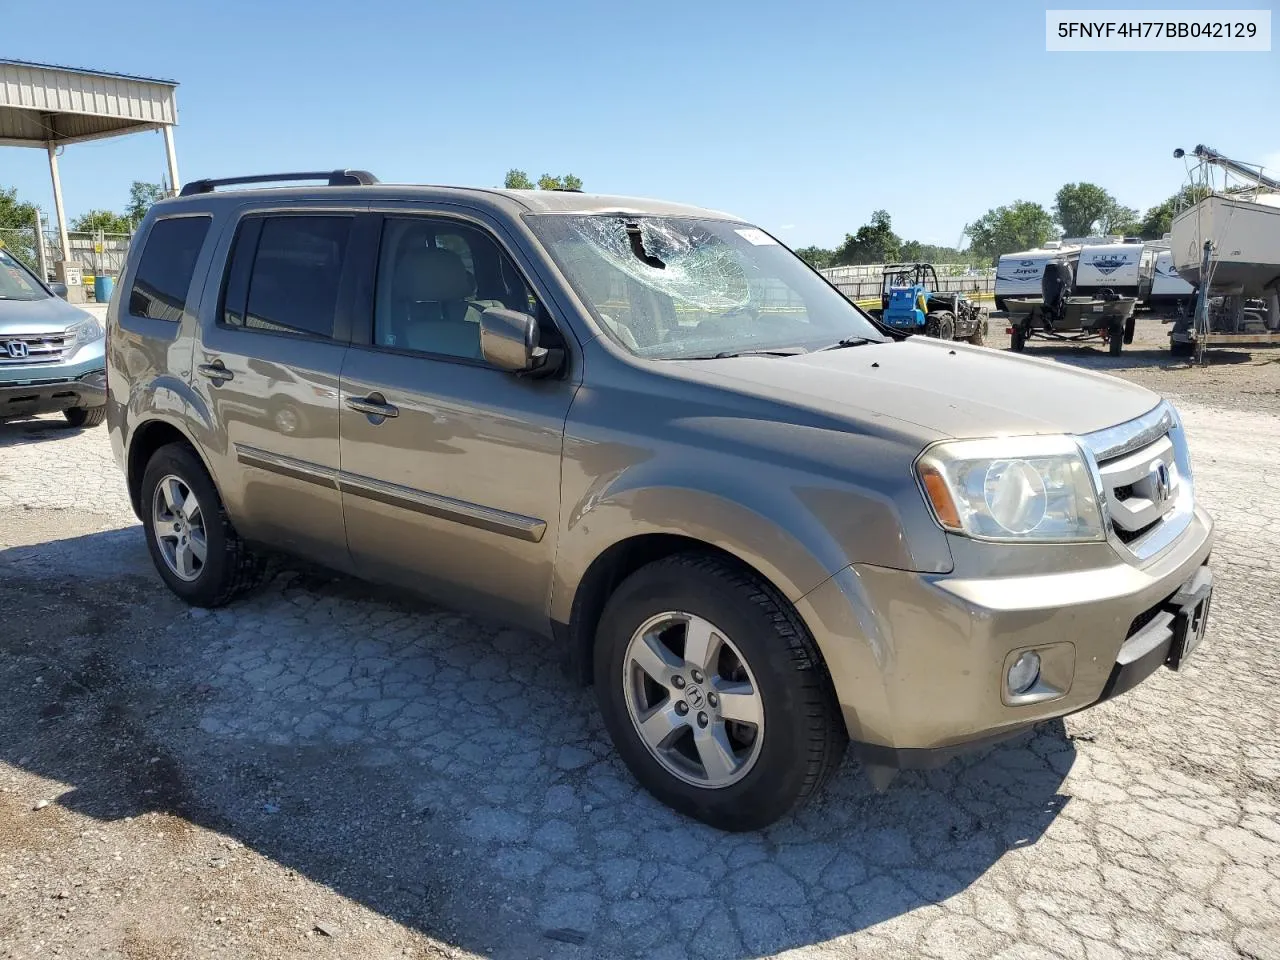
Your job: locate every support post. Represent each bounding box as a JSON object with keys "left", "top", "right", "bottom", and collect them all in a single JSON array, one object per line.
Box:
[
  {"left": 162, "top": 125, "right": 180, "bottom": 196},
  {"left": 47, "top": 143, "right": 69, "bottom": 263},
  {"left": 1192, "top": 240, "right": 1213, "bottom": 365},
  {"left": 33, "top": 207, "right": 48, "bottom": 281}
]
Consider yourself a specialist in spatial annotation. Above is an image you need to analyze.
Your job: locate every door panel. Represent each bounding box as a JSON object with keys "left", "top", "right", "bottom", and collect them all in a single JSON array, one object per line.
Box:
[
  {"left": 339, "top": 353, "right": 573, "bottom": 629},
  {"left": 198, "top": 328, "right": 349, "bottom": 567},
  {"left": 193, "top": 213, "right": 359, "bottom": 571},
  {"left": 337, "top": 213, "right": 577, "bottom": 630}
]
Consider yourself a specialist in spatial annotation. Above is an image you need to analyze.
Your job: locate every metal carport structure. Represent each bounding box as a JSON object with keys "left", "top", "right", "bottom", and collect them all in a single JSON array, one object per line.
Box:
[{"left": 0, "top": 59, "right": 179, "bottom": 283}]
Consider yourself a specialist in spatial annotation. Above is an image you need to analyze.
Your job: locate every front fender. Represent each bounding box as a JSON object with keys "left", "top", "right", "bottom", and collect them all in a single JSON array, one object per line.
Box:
[
  {"left": 551, "top": 482, "right": 835, "bottom": 628},
  {"left": 550, "top": 423, "right": 944, "bottom": 626}
]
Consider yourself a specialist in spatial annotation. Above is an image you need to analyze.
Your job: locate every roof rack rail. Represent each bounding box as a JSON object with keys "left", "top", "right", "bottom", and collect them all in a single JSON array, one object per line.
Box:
[{"left": 179, "top": 170, "right": 379, "bottom": 197}]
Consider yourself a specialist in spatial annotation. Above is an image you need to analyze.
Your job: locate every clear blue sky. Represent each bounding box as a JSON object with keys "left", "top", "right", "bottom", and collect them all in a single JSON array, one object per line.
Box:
[{"left": 3, "top": 0, "right": 1276, "bottom": 248}]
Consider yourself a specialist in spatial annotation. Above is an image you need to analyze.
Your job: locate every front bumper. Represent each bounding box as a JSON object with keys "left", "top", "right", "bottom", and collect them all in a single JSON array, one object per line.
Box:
[
  {"left": 0, "top": 369, "right": 106, "bottom": 418},
  {"left": 0, "top": 339, "right": 106, "bottom": 418},
  {"left": 796, "top": 504, "right": 1215, "bottom": 766}
]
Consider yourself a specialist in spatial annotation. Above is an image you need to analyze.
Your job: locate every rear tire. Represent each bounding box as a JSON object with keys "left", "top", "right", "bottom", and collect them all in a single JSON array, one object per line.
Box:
[
  {"left": 64, "top": 406, "right": 106, "bottom": 428},
  {"left": 140, "top": 442, "right": 265, "bottom": 607},
  {"left": 1011, "top": 324, "right": 1026, "bottom": 352},
  {"left": 1109, "top": 322, "right": 1124, "bottom": 356},
  {"left": 1123, "top": 316, "right": 1136, "bottom": 345},
  {"left": 593, "top": 552, "right": 847, "bottom": 831}
]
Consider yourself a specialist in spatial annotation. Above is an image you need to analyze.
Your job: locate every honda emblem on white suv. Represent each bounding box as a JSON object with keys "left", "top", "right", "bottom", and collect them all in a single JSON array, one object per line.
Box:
[{"left": 4, "top": 340, "right": 29, "bottom": 359}]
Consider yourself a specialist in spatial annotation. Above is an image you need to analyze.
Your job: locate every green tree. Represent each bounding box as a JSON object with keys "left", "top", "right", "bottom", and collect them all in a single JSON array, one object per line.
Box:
[
  {"left": 505, "top": 169, "right": 583, "bottom": 191},
  {"left": 126, "top": 181, "right": 166, "bottom": 224},
  {"left": 537, "top": 173, "right": 583, "bottom": 191},
  {"left": 1100, "top": 203, "right": 1140, "bottom": 237},
  {"left": 504, "top": 169, "right": 535, "bottom": 190},
  {"left": 1053, "top": 182, "right": 1115, "bottom": 237},
  {"left": 831, "top": 209, "right": 901, "bottom": 266},
  {"left": 1136, "top": 185, "right": 1212, "bottom": 240},
  {"left": 0, "top": 185, "right": 40, "bottom": 270},
  {"left": 964, "top": 201, "right": 1056, "bottom": 264},
  {"left": 794, "top": 245, "right": 834, "bottom": 269},
  {"left": 71, "top": 209, "right": 133, "bottom": 234}
]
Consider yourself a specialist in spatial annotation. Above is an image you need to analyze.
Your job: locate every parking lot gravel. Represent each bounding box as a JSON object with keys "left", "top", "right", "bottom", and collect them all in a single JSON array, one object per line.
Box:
[{"left": 1, "top": 315, "right": 1278, "bottom": 960}]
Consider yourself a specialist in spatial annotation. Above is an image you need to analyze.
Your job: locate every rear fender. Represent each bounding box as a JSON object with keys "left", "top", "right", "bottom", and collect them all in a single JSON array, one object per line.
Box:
[{"left": 122, "top": 376, "right": 217, "bottom": 510}]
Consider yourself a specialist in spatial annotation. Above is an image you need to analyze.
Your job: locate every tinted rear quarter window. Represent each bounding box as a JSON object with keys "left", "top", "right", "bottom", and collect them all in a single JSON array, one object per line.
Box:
[
  {"left": 222, "top": 216, "right": 351, "bottom": 340},
  {"left": 129, "top": 216, "right": 212, "bottom": 321}
]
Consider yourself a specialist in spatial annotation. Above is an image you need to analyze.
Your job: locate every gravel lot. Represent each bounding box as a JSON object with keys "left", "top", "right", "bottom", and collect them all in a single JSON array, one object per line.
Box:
[{"left": 2, "top": 314, "right": 1279, "bottom": 960}]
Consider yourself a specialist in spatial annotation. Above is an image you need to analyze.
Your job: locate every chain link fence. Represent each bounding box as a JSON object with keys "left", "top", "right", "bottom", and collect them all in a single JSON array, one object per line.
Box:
[
  {"left": 0, "top": 226, "right": 40, "bottom": 272},
  {"left": 0, "top": 226, "right": 132, "bottom": 298}
]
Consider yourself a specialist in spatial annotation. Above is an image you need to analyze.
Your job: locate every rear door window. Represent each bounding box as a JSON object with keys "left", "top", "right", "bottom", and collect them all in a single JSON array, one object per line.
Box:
[
  {"left": 222, "top": 216, "right": 352, "bottom": 340},
  {"left": 128, "top": 216, "right": 212, "bottom": 321}
]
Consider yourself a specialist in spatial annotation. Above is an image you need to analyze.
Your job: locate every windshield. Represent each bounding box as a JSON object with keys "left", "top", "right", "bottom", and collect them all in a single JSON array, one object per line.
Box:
[
  {"left": 0, "top": 250, "right": 48, "bottom": 301},
  {"left": 527, "top": 215, "right": 885, "bottom": 359}
]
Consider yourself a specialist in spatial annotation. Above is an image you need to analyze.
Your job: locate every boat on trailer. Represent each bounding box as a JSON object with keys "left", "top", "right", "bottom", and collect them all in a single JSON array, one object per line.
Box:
[{"left": 1168, "top": 145, "right": 1280, "bottom": 355}]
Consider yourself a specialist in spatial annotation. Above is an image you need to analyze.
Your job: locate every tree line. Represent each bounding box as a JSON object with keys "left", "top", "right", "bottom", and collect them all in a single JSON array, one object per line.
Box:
[
  {"left": 504, "top": 169, "right": 583, "bottom": 191},
  {"left": 796, "top": 181, "right": 1210, "bottom": 270}
]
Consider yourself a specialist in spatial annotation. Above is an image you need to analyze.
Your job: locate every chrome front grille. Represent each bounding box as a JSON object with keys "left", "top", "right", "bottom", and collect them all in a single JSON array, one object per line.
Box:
[
  {"left": 1099, "top": 435, "right": 1178, "bottom": 541},
  {"left": 0, "top": 331, "right": 70, "bottom": 365},
  {"left": 1082, "top": 401, "right": 1194, "bottom": 561}
]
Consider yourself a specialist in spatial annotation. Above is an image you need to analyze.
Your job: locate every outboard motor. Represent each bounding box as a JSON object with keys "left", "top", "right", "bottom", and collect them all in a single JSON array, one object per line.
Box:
[{"left": 1041, "top": 259, "right": 1073, "bottom": 330}]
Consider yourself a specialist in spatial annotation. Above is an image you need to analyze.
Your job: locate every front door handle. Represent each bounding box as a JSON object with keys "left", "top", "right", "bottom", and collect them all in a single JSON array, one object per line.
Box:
[
  {"left": 197, "top": 361, "right": 234, "bottom": 383},
  {"left": 345, "top": 393, "right": 399, "bottom": 420}
]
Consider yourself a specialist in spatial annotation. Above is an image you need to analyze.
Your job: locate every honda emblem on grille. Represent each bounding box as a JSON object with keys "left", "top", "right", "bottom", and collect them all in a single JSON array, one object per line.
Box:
[
  {"left": 4, "top": 341, "right": 29, "bottom": 359},
  {"left": 1150, "top": 461, "right": 1172, "bottom": 508}
]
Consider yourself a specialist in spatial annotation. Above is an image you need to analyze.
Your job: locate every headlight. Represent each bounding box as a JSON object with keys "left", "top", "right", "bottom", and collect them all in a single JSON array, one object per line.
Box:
[
  {"left": 66, "top": 316, "right": 104, "bottom": 348},
  {"left": 916, "top": 435, "right": 1105, "bottom": 542}
]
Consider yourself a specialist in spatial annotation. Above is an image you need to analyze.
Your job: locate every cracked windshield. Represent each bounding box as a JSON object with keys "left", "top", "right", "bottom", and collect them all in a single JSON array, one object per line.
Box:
[{"left": 530, "top": 215, "right": 885, "bottom": 358}]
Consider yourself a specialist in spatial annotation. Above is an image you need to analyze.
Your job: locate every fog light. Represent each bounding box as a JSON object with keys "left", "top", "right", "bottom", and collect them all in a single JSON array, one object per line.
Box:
[{"left": 1007, "top": 651, "right": 1041, "bottom": 695}]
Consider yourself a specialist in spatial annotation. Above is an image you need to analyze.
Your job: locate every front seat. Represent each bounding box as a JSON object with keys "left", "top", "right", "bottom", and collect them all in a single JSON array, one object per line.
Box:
[{"left": 392, "top": 246, "right": 483, "bottom": 359}]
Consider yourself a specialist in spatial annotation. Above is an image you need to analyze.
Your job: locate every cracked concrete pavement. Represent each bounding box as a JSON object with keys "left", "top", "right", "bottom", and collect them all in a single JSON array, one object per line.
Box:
[{"left": 1, "top": 320, "right": 1279, "bottom": 959}]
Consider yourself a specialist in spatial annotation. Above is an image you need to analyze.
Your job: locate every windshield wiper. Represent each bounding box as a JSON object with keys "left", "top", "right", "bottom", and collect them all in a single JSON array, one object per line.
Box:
[
  {"left": 817, "top": 337, "right": 876, "bottom": 352},
  {"left": 710, "top": 347, "right": 807, "bottom": 359}
]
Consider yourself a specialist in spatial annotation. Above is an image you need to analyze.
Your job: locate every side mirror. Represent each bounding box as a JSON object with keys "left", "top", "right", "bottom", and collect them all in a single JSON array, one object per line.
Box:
[
  {"left": 480, "top": 307, "right": 561, "bottom": 375},
  {"left": 49, "top": 282, "right": 68, "bottom": 299}
]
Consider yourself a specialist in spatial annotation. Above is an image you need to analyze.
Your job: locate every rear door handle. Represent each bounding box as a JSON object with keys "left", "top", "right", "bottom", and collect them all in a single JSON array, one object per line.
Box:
[
  {"left": 197, "top": 361, "right": 234, "bottom": 383},
  {"left": 345, "top": 393, "right": 399, "bottom": 420}
]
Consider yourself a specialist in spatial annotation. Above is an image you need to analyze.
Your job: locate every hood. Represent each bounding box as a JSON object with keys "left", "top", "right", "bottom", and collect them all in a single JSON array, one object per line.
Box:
[
  {"left": 693, "top": 337, "right": 1160, "bottom": 440},
  {"left": 0, "top": 295, "right": 93, "bottom": 335}
]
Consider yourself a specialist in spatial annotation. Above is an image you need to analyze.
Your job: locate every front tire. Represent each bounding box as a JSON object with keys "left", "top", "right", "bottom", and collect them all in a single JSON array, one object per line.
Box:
[
  {"left": 968, "top": 315, "right": 987, "bottom": 346},
  {"left": 1123, "top": 316, "right": 1136, "bottom": 345},
  {"left": 64, "top": 405, "right": 106, "bottom": 428},
  {"left": 140, "top": 442, "right": 265, "bottom": 607},
  {"left": 925, "top": 311, "right": 955, "bottom": 340},
  {"left": 1109, "top": 322, "right": 1124, "bottom": 355},
  {"left": 594, "top": 553, "right": 846, "bottom": 831}
]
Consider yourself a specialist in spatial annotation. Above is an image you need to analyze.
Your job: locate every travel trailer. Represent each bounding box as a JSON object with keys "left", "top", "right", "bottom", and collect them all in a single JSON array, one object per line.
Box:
[
  {"left": 1073, "top": 240, "right": 1146, "bottom": 299},
  {"left": 994, "top": 241, "right": 1081, "bottom": 309},
  {"left": 1148, "top": 245, "right": 1195, "bottom": 307}
]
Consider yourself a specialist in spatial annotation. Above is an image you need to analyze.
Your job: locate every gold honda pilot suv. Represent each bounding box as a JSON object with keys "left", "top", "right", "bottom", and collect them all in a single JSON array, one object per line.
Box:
[{"left": 107, "top": 171, "right": 1215, "bottom": 830}]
